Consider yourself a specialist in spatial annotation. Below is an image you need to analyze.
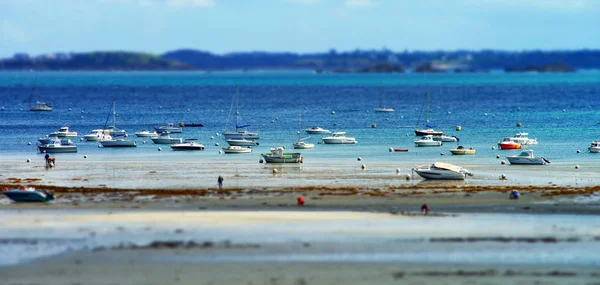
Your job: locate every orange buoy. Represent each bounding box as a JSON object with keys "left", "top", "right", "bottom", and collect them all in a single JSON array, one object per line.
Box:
[
  {"left": 19, "top": 186, "right": 25, "bottom": 191},
  {"left": 297, "top": 197, "right": 305, "bottom": 206},
  {"left": 421, "top": 204, "right": 429, "bottom": 214}
]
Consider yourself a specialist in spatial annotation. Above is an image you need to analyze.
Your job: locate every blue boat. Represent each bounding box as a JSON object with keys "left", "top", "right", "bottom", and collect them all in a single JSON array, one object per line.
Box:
[{"left": 3, "top": 189, "right": 54, "bottom": 202}]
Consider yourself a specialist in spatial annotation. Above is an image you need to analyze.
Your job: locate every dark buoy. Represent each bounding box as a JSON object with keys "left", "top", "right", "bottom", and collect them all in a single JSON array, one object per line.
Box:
[
  {"left": 516, "top": 122, "right": 522, "bottom": 127},
  {"left": 509, "top": 190, "right": 520, "bottom": 200}
]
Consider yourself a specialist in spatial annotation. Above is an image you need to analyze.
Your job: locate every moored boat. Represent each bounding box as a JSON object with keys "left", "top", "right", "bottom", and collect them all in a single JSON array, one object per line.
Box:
[
  {"left": 38, "top": 140, "right": 77, "bottom": 153},
  {"left": 433, "top": 135, "right": 459, "bottom": 142},
  {"left": 413, "top": 162, "right": 473, "bottom": 180},
  {"left": 510, "top": 132, "right": 538, "bottom": 145},
  {"left": 38, "top": 135, "right": 72, "bottom": 145},
  {"left": 99, "top": 101, "right": 137, "bottom": 148},
  {"left": 589, "top": 141, "right": 600, "bottom": 153},
  {"left": 155, "top": 123, "right": 182, "bottom": 134},
  {"left": 222, "top": 145, "right": 252, "bottom": 154},
  {"left": 498, "top": 138, "right": 522, "bottom": 150},
  {"left": 321, "top": 132, "right": 357, "bottom": 144},
  {"left": 3, "top": 188, "right": 54, "bottom": 202},
  {"left": 135, "top": 130, "right": 158, "bottom": 137},
  {"left": 170, "top": 139, "right": 205, "bottom": 151},
  {"left": 414, "top": 135, "right": 442, "bottom": 147},
  {"left": 100, "top": 139, "right": 137, "bottom": 148},
  {"left": 414, "top": 90, "right": 444, "bottom": 136},
  {"left": 506, "top": 150, "right": 550, "bottom": 165},
  {"left": 151, "top": 132, "right": 183, "bottom": 144},
  {"left": 449, "top": 145, "right": 476, "bottom": 155},
  {"left": 226, "top": 138, "right": 259, "bottom": 146},
  {"left": 222, "top": 87, "right": 260, "bottom": 140},
  {"left": 50, "top": 126, "right": 77, "bottom": 138},
  {"left": 261, "top": 147, "right": 303, "bottom": 163},
  {"left": 305, "top": 126, "right": 331, "bottom": 134}
]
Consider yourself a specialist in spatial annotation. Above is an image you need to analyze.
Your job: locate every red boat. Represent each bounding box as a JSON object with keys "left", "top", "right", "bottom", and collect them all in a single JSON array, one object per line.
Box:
[
  {"left": 394, "top": 148, "right": 409, "bottom": 152},
  {"left": 498, "top": 138, "right": 522, "bottom": 150}
]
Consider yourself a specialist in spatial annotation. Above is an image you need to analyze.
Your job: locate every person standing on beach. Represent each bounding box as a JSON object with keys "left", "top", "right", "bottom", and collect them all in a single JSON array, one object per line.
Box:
[
  {"left": 217, "top": 175, "right": 224, "bottom": 189},
  {"left": 44, "top": 153, "right": 50, "bottom": 168}
]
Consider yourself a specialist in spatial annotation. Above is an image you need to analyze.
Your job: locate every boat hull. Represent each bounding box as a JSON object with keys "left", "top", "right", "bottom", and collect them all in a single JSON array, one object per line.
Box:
[
  {"left": 100, "top": 140, "right": 137, "bottom": 147},
  {"left": 414, "top": 141, "right": 442, "bottom": 147},
  {"left": 506, "top": 157, "right": 546, "bottom": 165},
  {"left": 293, "top": 142, "right": 314, "bottom": 149},
  {"left": 151, "top": 138, "right": 183, "bottom": 144},
  {"left": 590, "top": 147, "right": 600, "bottom": 153},
  {"left": 171, "top": 145, "right": 205, "bottom": 151},
  {"left": 226, "top": 139, "right": 259, "bottom": 146},
  {"left": 38, "top": 145, "right": 77, "bottom": 153},
  {"left": 222, "top": 147, "right": 252, "bottom": 154},
  {"left": 322, "top": 138, "right": 357, "bottom": 144},
  {"left": 414, "top": 169, "right": 465, "bottom": 180},
  {"left": 305, "top": 128, "right": 331, "bottom": 134},
  {"left": 222, "top": 132, "right": 260, "bottom": 140},
  {"left": 499, "top": 142, "right": 522, "bottom": 150},
  {"left": 450, "top": 149, "right": 476, "bottom": 155},
  {"left": 374, "top": 108, "right": 395, "bottom": 112},
  {"left": 3, "top": 190, "right": 53, "bottom": 202},
  {"left": 261, "top": 153, "right": 302, "bottom": 163},
  {"left": 415, "top": 129, "right": 444, "bottom": 136}
]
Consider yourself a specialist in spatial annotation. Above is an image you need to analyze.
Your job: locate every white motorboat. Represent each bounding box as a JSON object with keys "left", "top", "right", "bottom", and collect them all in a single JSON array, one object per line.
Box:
[
  {"left": 510, "top": 132, "right": 538, "bottom": 145},
  {"left": 28, "top": 81, "right": 53, "bottom": 112},
  {"left": 170, "top": 139, "right": 205, "bottom": 151},
  {"left": 155, "top": 123, "right": 182, "bottom": 134},
  {"left": 449, "top": 146, "right": 476, "bottom": 155},
  {"left": 305, "top": 126, "right": 331, "bottom": 134},
  {"left": 414, "top": 135, "right": 442, "bottom": 147},
  {"left": 99, "top": 101, "right": 137, "bottom": 148},
  {"left": 223, "top": 86, "right": 260, "bottom": 140},
  {"left": 415, "top": 90, "right": 444, "bottom": 136},
  {"left": 226, "top": 138, "right": 259, "bottom": 146},
  {"left": 373, "top": 86, "right": 394, "bottom": 112},
  {"left": 589, "top": 141, "right": 600, "bottom": 153},
  {"left": 38, "top": 135, "right": 72, "bottom": 145},
  {"left": 151, "top": 132, "right": 183, "bottom": 144},
  {"left": 83, "top": 130, "right": 104, "bottom": 142},
  {"left": 38, "top": 140, "right": 77, "bottom": 153},
  {"left": 506, "top": 150, "right": 550, "bottom": 165},
  {"left": 322, "top": 132, "right": 357, "bottom": 144},
  {"left": 261, "top": 147, "right": 303, "bottom": 163},
  {"left": 135, "top": 130, "right": 158, "bottom": 137},
  {"left": 498, "top": 138, "right": 522, "bottom": 150},
  {"left": 413, "top": 162, "right": 473, "bottom": 180},
  {"left": 222, "top": 146, "right": 253, "bottom": 154},
  {"left": 50, "top": 126, "right": 77, "bottom": 138},
  {"left": 433, "top": 135, "right": 459, "bottom": 142}
]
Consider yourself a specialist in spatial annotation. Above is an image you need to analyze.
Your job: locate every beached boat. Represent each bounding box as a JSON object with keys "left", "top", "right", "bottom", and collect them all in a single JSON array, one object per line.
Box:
[
  {"left": 151, "top": 132, "right": 183, "bottom": 144},
  {"left": 506, "top": 150, "right": 550, "bottom": 165},
  {"left": 415, "top": 90, "right": 444, "bottom": 136},
  {"left": 510, "top": 132, "right": 538, "bottom": 145},
  {"left": 589, "top": 141, "right": 600, "bottom": 153},
  {"left": 170, "top": 140, "right": 205, "bottom": 151},
  {"left": 261, "top": 147, "right": 303, "bottom": 163},
  {"left": 3, "top": 188, "right": 54, "bottom": 202},
  {"left": 414, "top": 135, "right": 442, "bottom": 147},
  {"left": 413, "top": 162, "right": 473, "bottom": 180},
  {"left": 222, "top": 145, "right": 252, "bottom": 154},
  {"left": 155, "top": 123, "right": 182, "bottom": 134},
  {"left": 223, "top": 87, "right": 260, "bottom": 140},
  {"left": 373, "top": 86, "right": 394, "bottom": 112},
  {"left": 322, "top": 132, "right": 357, "bottom": 144},
  {"left": 135, "top": 130, "right": 158, "bottom": 137},
  {"left": 99, "top": 101, "right": 137, "bottom": 148},
  {"left": 226, "top": 138, "right": 259, "bottom": 146},
  {"left": 50, "top": 126, "right": 77, "bottom": 138},
  {"left": 498, "top": 138, "right": 522, "bottom": 150},
  {"left": 305, "top": 126, "right": 331, "bottom": 134},
  {"left": 38, "top": 139, "right": 77, "bottom": 153},
  {"left": 450, "top": 145, "right": 476, "bottom": 155}
]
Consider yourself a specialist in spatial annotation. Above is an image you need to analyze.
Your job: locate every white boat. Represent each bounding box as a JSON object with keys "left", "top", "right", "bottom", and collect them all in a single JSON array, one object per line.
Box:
[
  {"left": 321, "top": 132, "right": 357, "bottom": 144},
  {"left": 589, "top": 141, "right": 600, "bottom": 153},
  {"left": 449, "top": 146, "right": 476, "bottom": 155},
  {"left": 38, "top": 140, "right": 77, "bottom": 153},
  {"left": 433, "top": 135, "right": 459, "bottom": 142},
  {"left": 261, "top": 147, "right": 302, "bottom": 163},
  {"left": 498, "top": 138, "right": 522, "bottom": 150},
  {"left": 99, "top": 101, "right": 137, "bottom": 148},
  {"left": 38, "top": 135, "right": 72, "bottom": 145},
  {"left": 373, "top": 86, "right": 394, "bottom": 112},
  {"left": 413, "top": 162, "right": 473, "bottom": 180},
  {"left": 226, "top": 138, "right": 259, "bottom": 146},
  {"left": 135, "top": 130, "right": 158, "bottom": 137},
  {"left": 151, "top": 132, "right": 183, "bottom": 144},
  {"left": 294, "top": 112, "right": 314, "bottom": 149},
  {"left": 222, "top": 145, "right": 253, "bottom": 154},
  {"left": 510, "top": 132, "right": 538, "bottom": 145},
  {"left": 155, "top": 123, "right": 182, "bottom": 134},
  {"left": 50, "top": 126, "right": 78, "bottom": 138},
  {"left": 84, "top": 127, "right": 127, "bottom": 142},
  {"left": 223, "top": 86, "right": 260, "bottom": 140},
  {"left": 83, "top": 130, "right": 104, "bottom": 142},
  {"left": 415, "top": 90, "right": 444, "bottom": 136},
  {"left": 305, "top": 126, "right": 331, "bottom": 134},
  {"left": 170, "top": 139, "right": 205, "bottom": 151},
  {"left": 414, "top": 135, "right": 442, "bottom": 147},
  {"left": 28, "top": 80, "right": 53, "bottom": 112},
  {"left": 506, "top": 150, "right": 550, "bottom": 165}
]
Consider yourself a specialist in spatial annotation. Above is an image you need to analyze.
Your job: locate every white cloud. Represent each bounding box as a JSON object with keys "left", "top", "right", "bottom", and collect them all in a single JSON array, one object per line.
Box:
[
  {"left": 166, "top": 0, "right": 215, "bottom": 8},
  {"left": 345, "top": 0, "right": 375, "bottom": 8}
]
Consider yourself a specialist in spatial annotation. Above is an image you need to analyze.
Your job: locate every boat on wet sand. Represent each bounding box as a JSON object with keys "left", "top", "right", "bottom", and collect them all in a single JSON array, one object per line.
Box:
[
  {"left": 506, "top": 150, "right": 550, "bottom": 165},
  {"left": 261, "top": 147, "right": 302, "bottom": 163},
  {"left": 3, "top": 188, "right": 54, "bottom": 202},
  {"left": 413, "top": 162, "right": 473, "bottom": 180}
]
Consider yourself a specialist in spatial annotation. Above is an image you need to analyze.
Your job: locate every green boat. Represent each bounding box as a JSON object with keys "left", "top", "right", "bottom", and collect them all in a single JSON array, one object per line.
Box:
[{"left": 261, "top": 147, "right": 302, "bottom": 163}]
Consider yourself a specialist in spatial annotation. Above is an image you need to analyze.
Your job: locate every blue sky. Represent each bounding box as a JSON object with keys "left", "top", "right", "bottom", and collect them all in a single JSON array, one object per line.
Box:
[{"left": 1, "top": 0, "right": 599, "bottom": 57}]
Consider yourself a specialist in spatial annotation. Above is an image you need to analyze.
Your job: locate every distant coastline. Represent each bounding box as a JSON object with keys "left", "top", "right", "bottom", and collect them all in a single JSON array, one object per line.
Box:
[{"left": 1, "top": 49, "right": 598, "bottom": 72}]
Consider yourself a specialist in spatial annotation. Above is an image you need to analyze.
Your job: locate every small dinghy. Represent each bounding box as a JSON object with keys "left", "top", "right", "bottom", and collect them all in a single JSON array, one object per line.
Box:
[{"left": 3, "top": 187, "right": 54, "bottom": 202}]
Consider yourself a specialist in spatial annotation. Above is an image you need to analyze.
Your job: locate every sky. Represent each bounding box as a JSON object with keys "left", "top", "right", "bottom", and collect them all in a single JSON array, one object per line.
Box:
[{"left": 1, "top": 0, "right": 599, "bottom": 57}]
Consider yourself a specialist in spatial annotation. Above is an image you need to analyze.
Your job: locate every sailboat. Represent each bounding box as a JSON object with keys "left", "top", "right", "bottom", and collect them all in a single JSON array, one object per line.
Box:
[
  {"left": 222, "top": 86, "right": 259, "bottom": 140},
  {"left": 414, "top": 90, "right": 444, "bottom": 136},
  {"left": 373, "top": 86, "right": 394, "bottom": 112},
  {"left": 293, "top": 112, "right": 314, "bottom": 149},
  {"left": 28, "top": 79, "right": 53, "bottom": 112},
  {"left": 99, "top": 101, "right": 137, "bottom": 147}
]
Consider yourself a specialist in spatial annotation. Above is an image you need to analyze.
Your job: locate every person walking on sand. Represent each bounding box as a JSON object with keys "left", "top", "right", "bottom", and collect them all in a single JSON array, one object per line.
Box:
[
  {"left": 44, "top": 153, "right": 50, "bottom": 168},
  {"left": 217, "top": 175, "right": 224, "bottom": 189}
]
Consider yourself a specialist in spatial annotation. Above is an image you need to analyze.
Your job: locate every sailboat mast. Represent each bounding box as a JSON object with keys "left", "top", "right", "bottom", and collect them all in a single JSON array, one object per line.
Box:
[
  {"left": 425, "top": 90, "right": 430, "bottom": 123},
  {"left": 379, "top": 85, "right": 383, "bottom": 108},
  {"left": 235, "top": 86, "right": 239, "bottom": 133},
  {"left": 298, "top": 111, "right": 301, "bottom": 140}
]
